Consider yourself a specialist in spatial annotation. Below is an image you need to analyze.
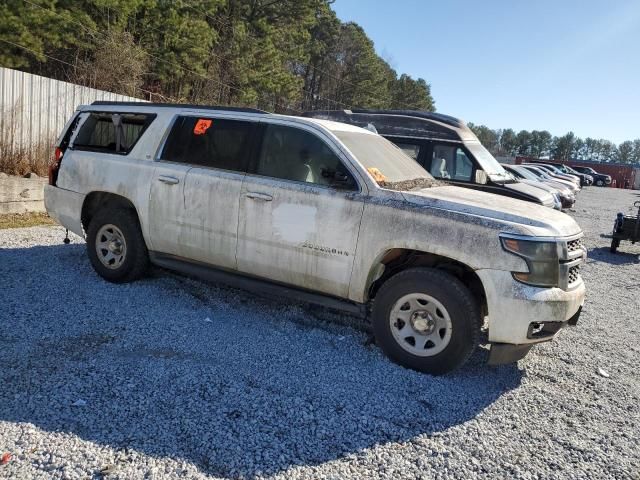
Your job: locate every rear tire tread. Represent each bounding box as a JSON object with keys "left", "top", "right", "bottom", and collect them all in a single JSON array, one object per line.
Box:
[{"left": 87, "top": 207, "right": 149, "bottom": 283}]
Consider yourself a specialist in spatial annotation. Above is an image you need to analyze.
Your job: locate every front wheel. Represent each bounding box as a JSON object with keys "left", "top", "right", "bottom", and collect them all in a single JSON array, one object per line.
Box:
[
  {"left": 596, "top": 179, "right": 604, "bottom": 186},
  {"left": 371, "top": 268, "right": 480, "bottom": 375}
]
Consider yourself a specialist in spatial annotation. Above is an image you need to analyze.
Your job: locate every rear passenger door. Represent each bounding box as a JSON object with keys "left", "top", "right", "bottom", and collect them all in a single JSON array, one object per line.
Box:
[
  {"left": 236, "top": 122, "right": 365, "bottom": 298},
  {"left": 149, "top": 115, "right": 256, "bottom": 269}
]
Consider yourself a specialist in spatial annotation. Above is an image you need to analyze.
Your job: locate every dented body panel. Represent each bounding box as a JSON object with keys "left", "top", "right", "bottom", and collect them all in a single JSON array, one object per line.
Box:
[
  {"left": 44, "top": 185, "right": 84, "bottom": 237},
  {"left": 45, "top": 103, "right": 586, "bottom": 356},
  {"left": 477, "top": 269, "right": 585, "bottom": 344}
]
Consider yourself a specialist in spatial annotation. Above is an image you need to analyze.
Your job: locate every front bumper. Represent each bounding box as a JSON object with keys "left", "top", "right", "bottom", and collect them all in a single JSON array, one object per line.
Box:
[
  {"left": 44, "top": 185, "right": 85, "bottom": 237},
  {"left": 487, "top": 306, "right": 582, "bottom": 365},
  {"left": 477, "top": 269, "right": 585, "bottom": 346},
  {"left": 559, "top": 194, "right": 575, "bottom": 209}
]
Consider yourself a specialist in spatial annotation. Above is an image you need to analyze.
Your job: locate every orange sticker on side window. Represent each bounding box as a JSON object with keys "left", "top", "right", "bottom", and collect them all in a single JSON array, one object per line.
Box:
[{"left": 193, "top": 119, "right": 212, "bottom": 135}]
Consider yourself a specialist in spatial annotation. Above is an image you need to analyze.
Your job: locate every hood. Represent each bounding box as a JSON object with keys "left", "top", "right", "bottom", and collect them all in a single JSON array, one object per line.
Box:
[
  {"left": 501, "top": 181, "right": 555, "bottom": 206},
  {"left": 518, "top": 178, "right": 558, "bottom": 194},
  {"left": 401, "top": 185, "right": 582, "bottom": 237}
]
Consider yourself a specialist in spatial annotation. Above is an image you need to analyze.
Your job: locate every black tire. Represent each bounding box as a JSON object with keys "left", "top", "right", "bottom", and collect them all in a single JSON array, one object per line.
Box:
[
  {"left": 86, "top": 208, "right": 149, "bottom": 283},
  {"left": 596, "top": 179, "right": 604, "bottom": 187},
  {"left": 371, "top": 268, "right": 480, "bottom": 375},
  {"left": 610, "top": 238, "right": 620, "bottom": 253}
]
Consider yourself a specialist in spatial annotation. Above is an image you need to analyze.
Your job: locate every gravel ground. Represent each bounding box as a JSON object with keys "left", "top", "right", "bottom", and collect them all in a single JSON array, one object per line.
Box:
[{"left": 1, "top": 187, "right": 639, "bottom": 480}]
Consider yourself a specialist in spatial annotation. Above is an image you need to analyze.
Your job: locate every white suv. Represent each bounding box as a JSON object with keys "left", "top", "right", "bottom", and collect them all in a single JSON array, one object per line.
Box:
[{"left": 45, "top": 102, "right": 586, "bottom": 374}]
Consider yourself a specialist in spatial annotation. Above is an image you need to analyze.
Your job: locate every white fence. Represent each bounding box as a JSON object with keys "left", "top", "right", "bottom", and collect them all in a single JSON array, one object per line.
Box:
[{"left": 0, "top": 67, "right": 143, "bottom": 154}]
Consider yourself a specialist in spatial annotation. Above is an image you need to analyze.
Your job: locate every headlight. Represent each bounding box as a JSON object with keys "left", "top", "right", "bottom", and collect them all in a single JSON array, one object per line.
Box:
[{"left": 501, "top": 236, "right": 559, "bottom": 287}]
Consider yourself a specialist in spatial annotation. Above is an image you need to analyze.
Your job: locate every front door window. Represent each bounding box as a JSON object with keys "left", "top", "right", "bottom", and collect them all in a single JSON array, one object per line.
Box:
[{"left": 431, "top": 144, "right": 474, "bottom": 182}]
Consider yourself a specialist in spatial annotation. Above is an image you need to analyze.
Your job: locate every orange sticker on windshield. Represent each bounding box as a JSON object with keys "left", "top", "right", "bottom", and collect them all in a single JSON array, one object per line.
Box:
[
  {"left": 193, "top": 119, "right": 212, "bottom": 135},
  {"left": 367, "top": 167, "right": 387, "bottom": 184}
]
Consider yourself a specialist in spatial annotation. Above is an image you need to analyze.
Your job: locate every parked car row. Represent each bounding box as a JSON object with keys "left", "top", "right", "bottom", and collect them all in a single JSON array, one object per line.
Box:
[
  {"left": 45, "top": 102, "right": 586, "bottom": 374},
  {"left": 303, "top": 110, "right": 562, "bottom": 209},
  {"left": 502, "top": 164, "right": 577, "bottom": 209},
  {"left": 303, "top": 110, "right": 605, "bottom": 212}
]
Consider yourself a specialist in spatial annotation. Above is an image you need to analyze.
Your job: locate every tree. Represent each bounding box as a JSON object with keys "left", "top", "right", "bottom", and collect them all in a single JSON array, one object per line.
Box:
[
  {"left": 618, "top": 141, "right": 634, "bottom": 164},
  {"left": 530, "top": 130, "right": 553, "bottom": 158},
  {"left": 72, "top": 30, "right": 147, "bottom": 97},
  {"left": 552, "top": 132, "right": 575, "bottom": 161},
  {"left": 3, "top": 0, "right": 438, "bottom": 112},
  {"left": 499, "top": 128, "right": 518, "bottom": 155},
  {"left": 516, "top": 130, "right": 532, "bottom": 155},
  {"left": 633, "top": 139, "right": 640, "bottom": 164},
  {"left": 581, "top": 137, "right": 598, "bottom": 160},
  {"left": 597, "top": 140, "right": 616, "bottom": 162},
  {"left": 390, "top": 74, "right": 435, "bottom": 111},
  {"left": 467, "top": 123, "right": 499, "bottom": 153}
]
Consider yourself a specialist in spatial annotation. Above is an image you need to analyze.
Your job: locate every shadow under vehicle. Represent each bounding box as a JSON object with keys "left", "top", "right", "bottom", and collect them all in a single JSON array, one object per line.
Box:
[{"left": 302, "top": 109, "right": 558, "bottom": 209}]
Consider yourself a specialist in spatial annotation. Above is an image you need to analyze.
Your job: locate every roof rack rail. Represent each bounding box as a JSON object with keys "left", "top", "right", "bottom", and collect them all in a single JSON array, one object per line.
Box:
[
  {"left": 90, "top": 101, "right": 269, "bottom": 114},
  {"left": 348, "top": 109, "right": 463, "bottom": 128}
]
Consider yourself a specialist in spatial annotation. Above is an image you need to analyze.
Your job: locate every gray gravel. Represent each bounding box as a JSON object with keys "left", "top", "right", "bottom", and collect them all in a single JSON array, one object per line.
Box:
[{"left": 1, "top": 187, "right": 639, "bottom": 479}]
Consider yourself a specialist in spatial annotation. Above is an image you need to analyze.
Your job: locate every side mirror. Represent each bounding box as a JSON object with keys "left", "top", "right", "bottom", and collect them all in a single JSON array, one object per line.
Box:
[{"left": 474, "top": 170, "right": 488, "bottom": 185}]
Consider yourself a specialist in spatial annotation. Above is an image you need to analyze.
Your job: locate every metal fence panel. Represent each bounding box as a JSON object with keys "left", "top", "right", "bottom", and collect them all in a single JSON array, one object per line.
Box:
[{"left": 0, "top": 67, "right": 143, "bottom": 156}]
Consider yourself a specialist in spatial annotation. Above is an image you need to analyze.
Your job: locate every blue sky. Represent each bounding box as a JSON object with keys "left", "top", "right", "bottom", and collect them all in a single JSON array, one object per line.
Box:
[{"left": 333, "top": 0, "right": 640, "bottom": 144}]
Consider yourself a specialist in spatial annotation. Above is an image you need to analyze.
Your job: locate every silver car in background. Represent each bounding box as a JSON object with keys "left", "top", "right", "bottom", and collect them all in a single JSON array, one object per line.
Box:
[
  {"left": 520, "top": 165, "right": 580, "bottom": 194},
  {"left": 503, "top": 164, "right": 575, "bottom": 209}
]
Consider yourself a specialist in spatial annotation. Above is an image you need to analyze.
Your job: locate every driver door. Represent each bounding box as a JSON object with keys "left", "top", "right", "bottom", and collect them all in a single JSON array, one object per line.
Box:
[{"left": 236, "top": 122, "right": 365, "bottom": 298}]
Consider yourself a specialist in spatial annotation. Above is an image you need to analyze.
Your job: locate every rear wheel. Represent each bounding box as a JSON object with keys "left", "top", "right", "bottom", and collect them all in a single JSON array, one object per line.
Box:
[
  {"left": 371, "top": 268, "right": 480, "bottom": 375},
  {"left": 610, "top": 238, "right": 620, "bottom": 253},
  {"left": 87, "top": 208, "right": 149, "bottom": 283}
]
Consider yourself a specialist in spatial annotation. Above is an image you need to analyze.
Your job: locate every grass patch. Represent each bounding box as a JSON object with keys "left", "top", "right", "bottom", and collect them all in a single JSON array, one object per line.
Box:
[{"left": 0, "top": 212, "right": 57, "bottom": 229}]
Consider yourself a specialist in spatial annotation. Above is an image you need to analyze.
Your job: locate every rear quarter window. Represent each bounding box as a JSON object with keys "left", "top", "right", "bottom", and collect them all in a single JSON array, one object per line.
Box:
[{"left": 73, "top": 112, "right": 155, "bottom": 155}]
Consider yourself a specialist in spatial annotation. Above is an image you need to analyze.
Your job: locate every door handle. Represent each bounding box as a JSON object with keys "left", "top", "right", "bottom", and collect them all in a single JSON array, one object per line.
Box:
[
  {"left": 245, "top": 192, "right": 273, "bottom": 202},
  {"left": 158, "top": 175, "right": 179, "bottom": 185}
]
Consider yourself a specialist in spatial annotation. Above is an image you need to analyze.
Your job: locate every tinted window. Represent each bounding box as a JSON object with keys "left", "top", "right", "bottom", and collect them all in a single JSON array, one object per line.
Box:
[
  {"left": 430, "top": 144, "right": 473, "bottom": 182},
  {"left": 394, "top": 142, "right": 421, "bottom": 161},
  {"left": 74, "top": 112, "right": 154, "bottom": 154},
  {"left": 161, "top": 116, "right": 253, "bottom": 172},
  {"left": 255, "top": 124, "right": 356, "bottom": 190}
]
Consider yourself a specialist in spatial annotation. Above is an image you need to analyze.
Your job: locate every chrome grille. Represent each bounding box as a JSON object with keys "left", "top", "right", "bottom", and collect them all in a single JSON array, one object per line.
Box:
[
  {"left": 559, "top": 236, "right": 585, "bottom": 290},
  {"left": 567, "top": 238, "right": 583, "bottom": 253},
  {"left": 568, "top": 265, "right": 580, "bottom": 285}
]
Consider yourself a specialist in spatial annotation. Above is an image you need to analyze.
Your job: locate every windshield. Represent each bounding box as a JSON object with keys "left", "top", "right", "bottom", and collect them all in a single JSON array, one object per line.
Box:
[
  {"left": 543, "top": 165, "right": 562, "bottom": 174},
  {"left": 511, "top": 165, "right": 538, "bottom": 181},
  {"left": 523, "top": 166, "right": 547, "bottom": 179},
  {"left": 463, "top": 141, "right": 508, "bottom": 180},
  {"left": 334, "top": 130, "right": 437, "bottom": 189}
]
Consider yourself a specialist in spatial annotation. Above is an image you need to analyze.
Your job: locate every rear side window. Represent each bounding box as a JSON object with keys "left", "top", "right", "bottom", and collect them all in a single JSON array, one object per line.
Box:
[
  {"left": 394, "top": 142, "right": 421, "bottom": 161},
  {"left": 161, "top": 116, "right": 254, "bottom": 173},
  {"left": 73, "top": 112, "right": 155, "bottom": 155}
]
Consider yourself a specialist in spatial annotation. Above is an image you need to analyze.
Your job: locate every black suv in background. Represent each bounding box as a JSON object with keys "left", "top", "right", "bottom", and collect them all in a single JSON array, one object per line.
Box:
[
  {"left": 303, "top": 110, "right": 557, "bottom": 208},
  {"left": 570, "top": 166, "right": 612, "bottom": 187}
]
